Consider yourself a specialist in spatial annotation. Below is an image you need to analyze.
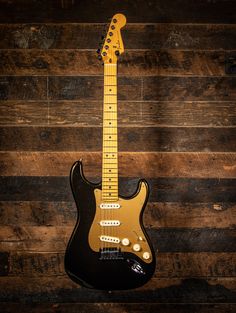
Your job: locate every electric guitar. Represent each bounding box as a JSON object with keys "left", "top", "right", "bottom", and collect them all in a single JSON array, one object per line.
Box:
[{"left": 64, "top": 13, "right": 156, "bottom": 290}]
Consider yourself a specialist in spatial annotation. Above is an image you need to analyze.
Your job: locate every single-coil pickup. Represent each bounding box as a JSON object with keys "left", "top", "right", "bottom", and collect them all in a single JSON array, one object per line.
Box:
[
  {"left": 100, "top": 203, "right": 120, "bottom": 209},
  {"left": 100, "top": 235, "right": 120, "bottom": 243},
  {"left": 99, "top": 220, "right": 120, "bottom": 226}
]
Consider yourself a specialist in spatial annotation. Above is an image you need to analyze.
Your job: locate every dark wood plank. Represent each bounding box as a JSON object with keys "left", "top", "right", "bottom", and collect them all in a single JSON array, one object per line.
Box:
[
  {"left": 0, "top": 50, "right": 233, "bottom": 76},
  {"left": 1, "top": 24, "right": 236, "bottom": 50},
  {"left": 143, "top": 77, "right": 236, "bottom": 101},
  {"left": 0, "top": 226, "right": 235, "bottom": 252},
  {"left": 4, "top": 252, "right": 235, "bottom": 278},
  {"left": 48, "top": 76, "right": 141, "bottom": 100},
  {"left": 1, "top": 152, "right": 236, "bottom": 178},
  {"left": 48, "top": 76, "right": 236, "bottom": 101},
  {"left": 1, "top": 101, "right": 236, "bottom": 127},
  {"left": 0, "top": 101, "right": 49, "bottom": 125},
  {"left": 1, "top": 127, "right": 236, "bottom": 152},
  {"left": 0, "top": 201, "right": 235, "bottom": 228},
  {"left": 0, "top": 77, "right": 47, "bottom": 100},
  {"left": 1, "top": 303, "right": 236, "bottom": 313},
  {"left": 0, "top": 276, "right": 235, "bottom": 302},
  {"left": 0, "top": 0, "right": 235, "bottom": 23},
  {"left": 1, "top": 76, "right": 235, "bottom": 101},
  {"left": 0, "top": 177, "right": 236, "bottom": 203}
]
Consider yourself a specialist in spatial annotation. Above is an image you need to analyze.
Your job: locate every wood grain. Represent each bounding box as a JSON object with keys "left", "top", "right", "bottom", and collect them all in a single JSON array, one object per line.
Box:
[
  {"left": 1, "top": 152, "right": 236, "bottom": 178},
  {"left": 0, "top": 176, "right": 236, "bottom": 203},
  {"left": 143, "top": 77, "right": 236, "bottom": 101},
  {"left": 1, "top": 303, "right": 236, "bottom": 313},
  {"left": 3, "top": 252, "right": 235, "bottom": 278},
  {"left": 1, "top": 76, "right": 235, "bottom": 101},
  {"left": 0, "top": 76, "right": 47, "bottom": 100},
  {"left": 1, "top": 127, "right": 236, "bottom": 152},
  {"left": 1, "top": 24, "right": 236, "bottom": 50},
  {"left": 1, "top": 100, "right": 236, "bottom": 127},
  {"left": 0, "top": 0, "right": 235, "bottom": 23},
  {"left": 0, "top": 201, "right": 235, "bottom": 228},
  {"left": 0, "top": 276, "right": 235, "bottom": 302},
  {"left": 0, "top": 50, "right": 233, "bottom": 76}
]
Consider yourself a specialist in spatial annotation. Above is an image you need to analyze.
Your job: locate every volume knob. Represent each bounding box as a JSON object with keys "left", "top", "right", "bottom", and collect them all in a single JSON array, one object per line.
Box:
[
  {"left": 133, "top": 244, "right": 141, "bottom": 252},
  {"left": 142, "top": 252, "right": 150, "bottom": 260},
  {"left": 121, "top": 238, "right": 130, "bottom": 246}
]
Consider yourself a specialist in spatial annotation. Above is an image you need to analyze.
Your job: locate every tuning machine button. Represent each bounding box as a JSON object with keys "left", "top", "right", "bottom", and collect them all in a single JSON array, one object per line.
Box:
[
  {"left": 121, "top": 238, "right": 130, "bottom": 246},
  {"left": 132, "top": 243, "right": 141, "bottom": 252},
  {"left": 142, "top": 252, "right": 150, "bottom": 260},
  {"left": 109, "top": 32, "right": 113, "bottom": 36}
]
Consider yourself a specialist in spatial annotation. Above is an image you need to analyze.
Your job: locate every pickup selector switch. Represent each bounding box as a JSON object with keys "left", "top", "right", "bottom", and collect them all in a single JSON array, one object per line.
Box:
[
  {"left": 121, "top": 238, "right": 130, "bottom": 246},
  {"left": 133, "top": 244, "right": 141, "bottom": 252},
  {"left": 142, "top": 252, "right": 150, "bottom": 260}
]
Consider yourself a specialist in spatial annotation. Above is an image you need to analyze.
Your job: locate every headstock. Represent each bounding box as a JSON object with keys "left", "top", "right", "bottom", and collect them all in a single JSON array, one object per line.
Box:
[{"left": 97, "top": 13, "right": 126, "bottom": 64}]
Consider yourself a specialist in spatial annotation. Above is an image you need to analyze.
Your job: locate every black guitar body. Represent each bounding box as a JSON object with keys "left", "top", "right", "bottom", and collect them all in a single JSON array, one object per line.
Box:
[{"left": 64, "top": 161, "right": 156, "bottom": 290}]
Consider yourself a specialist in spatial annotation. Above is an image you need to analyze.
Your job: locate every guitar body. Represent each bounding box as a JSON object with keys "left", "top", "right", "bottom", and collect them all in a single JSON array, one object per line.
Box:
[{"left": 64, "top": 161, "right": 156, "bottom": 290}]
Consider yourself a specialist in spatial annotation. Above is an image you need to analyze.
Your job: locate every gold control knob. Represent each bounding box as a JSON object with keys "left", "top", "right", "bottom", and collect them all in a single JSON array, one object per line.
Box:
[
  {"left": 121, "top": 238, "right": 130, "bottom": 246},
  {"left": 142, "top": 252, "right": 150, "bottom": 260},
  {"left": 133, "top": 243, "right": 141, "bottom": 252}
]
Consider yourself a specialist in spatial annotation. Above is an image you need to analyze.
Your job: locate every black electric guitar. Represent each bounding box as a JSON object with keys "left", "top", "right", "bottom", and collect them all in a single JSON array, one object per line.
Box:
[{"left": 64, "top": 13, "right": 156, "bottom": 290}]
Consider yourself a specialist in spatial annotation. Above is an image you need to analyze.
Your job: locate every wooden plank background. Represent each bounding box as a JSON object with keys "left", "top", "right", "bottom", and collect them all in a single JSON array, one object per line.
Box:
[{"left": 0, "top": 0, "right": 236, "bottom": 312}]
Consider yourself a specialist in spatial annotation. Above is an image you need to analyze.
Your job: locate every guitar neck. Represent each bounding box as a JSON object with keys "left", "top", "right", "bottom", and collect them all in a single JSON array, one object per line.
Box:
[{"left": 102, "top": 63, "right": 118, "bottom": 201}]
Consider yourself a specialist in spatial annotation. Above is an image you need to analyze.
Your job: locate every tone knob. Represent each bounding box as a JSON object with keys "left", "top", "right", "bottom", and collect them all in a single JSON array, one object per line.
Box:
[
  {"left": 142, "top": 252, "right": 150, "bottom": 260},
  {"left": 121, "top": 238, "right": 130, "bottom": 246},
  {"left": 133, "top": 244, "right": 141, "bottom": 252}
]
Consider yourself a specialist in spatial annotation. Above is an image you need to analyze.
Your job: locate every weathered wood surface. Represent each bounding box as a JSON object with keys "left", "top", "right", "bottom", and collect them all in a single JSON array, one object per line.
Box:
[
  {"left": 1, "top": 127, "right": 236, "bottom": 152},
  {"left": 1, "top": 226, "right": 235, "bottom": 253},
  {"left": 0, "top": 177, "right": 236, "bottom": 203},
  {"left": 1, "top": 152, "right": 236, "bottom": 178},
  {"left": 1, "top": 252, "right": 235, "bottom": 278},
  {"left": 142, "top": 77, "right": 236, "bottom": 101},
  {"left": 1, "top": 76, "right": 235, "bottom": 101},
  {"left": 0, "top": 50, "right": 234, "bottom": 76},
  {"left": 1, "top": 24, "right": 236, "bottom": 50},
  {"left": 1, "top": 303, "right": 236, "bottom": 313},
  {"left": 48, "top": 76, "right": 236, "bottom": 101},
  {"left": 0, "top": 76, "right": 47, "bottom": 100},
  {"left": 0, "top": 0, "right": 235, "bottom": 23},
  {"left": 0, "top": 201, "right": 235, "bottom": 228},
  {"left": 1, "top": 101, "right": 236, "bottom": 127},
  {"left": 0, "top": 276, "right": 235, "bottom": 302}
]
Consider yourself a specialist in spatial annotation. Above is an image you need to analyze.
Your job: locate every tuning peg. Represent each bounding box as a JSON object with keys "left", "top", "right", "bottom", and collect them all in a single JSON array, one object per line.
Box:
[
  {"left": 96, "top": 49, "right": 101, "bottom": 54},
  {"left": 97, "top": 55, "right": 102, "bottom": 60},
  {"left": 115, "top": 50, "right": 120, "bottom": 56}
]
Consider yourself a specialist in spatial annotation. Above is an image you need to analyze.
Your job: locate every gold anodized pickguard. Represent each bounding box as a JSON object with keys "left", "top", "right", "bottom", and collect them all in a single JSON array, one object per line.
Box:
[{"left": 88, "top": 181, "right": 152, "bottom": 263}]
